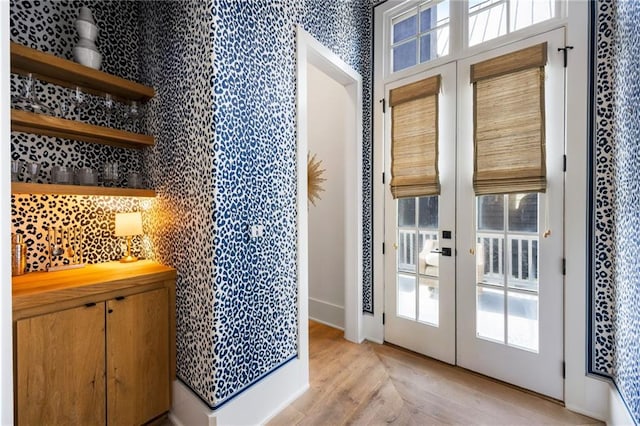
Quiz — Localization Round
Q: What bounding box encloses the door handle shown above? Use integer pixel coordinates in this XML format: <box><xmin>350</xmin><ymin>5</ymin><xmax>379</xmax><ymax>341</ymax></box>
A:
<box><xmin>432</xmin><ymin>247</ymin><xmax>452</xmax><ymax>256</ymax></box>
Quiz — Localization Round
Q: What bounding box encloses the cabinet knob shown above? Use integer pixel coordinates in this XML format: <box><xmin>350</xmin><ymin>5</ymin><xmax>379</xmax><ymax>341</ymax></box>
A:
<box><xmin>108</xmin><ymin>309</ymin><xmax>113</xmax><ymax>314</ymax></box>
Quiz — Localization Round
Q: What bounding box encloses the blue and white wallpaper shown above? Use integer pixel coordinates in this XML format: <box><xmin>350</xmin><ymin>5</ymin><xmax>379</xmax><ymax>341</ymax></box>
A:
<box><xmin>10</xmin><ymin>0</ymin><xmax>375</xmax><ymax>410</ymax></box>
<box><xmin>140</xmin><ymin>0</ymin><xmax>374</xmax><ymax>408</ymax></box>
<box><xmin>209</xmin><ymin>0</ymin><xmax>373</xmax><ymax>406</ymax></box>
<box><xmin>590</xmin><ymin>0</ymin><xmax>640</xmax><ymax>422</ymax></box>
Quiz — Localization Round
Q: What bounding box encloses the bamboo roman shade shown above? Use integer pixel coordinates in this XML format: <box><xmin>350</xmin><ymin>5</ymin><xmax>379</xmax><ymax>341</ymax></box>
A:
<box><xmin>471</xmin><ymin>42</ymin><xmax>548</xmax><ymax>195</ymax></box>
<box><xmin>389</xmin><ymin>75</ymin><xmax>440</xmax><ymax>199</ymax></box>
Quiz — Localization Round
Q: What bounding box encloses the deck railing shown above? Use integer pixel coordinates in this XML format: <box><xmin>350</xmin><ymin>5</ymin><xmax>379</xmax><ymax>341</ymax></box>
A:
<box><xmin>397</xmin><ymin>229</ymin><xmax>539</xmax><ymax>289</ymax></box>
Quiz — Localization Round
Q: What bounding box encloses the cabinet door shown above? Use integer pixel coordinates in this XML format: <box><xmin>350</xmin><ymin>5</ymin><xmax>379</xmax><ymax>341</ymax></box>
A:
<box><xmin>107</xmin><ymin>288</ymin><xmax>170</xmax><ymax>425</ymax></box>
<box><xmin>16</xmin><ymin>303</ymin><xmax>106</xmax><ymax>426</ymax></box>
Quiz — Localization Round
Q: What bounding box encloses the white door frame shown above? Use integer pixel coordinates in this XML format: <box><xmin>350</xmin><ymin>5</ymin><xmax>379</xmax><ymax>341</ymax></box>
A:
<box><xmin>296</xmin><ymin>26</ymin><xmax>364</xmax><ymax>344</ymax></box>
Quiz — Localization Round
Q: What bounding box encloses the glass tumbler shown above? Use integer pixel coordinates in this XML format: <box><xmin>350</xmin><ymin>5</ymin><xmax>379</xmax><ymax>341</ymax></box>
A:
<box><xmin>11</xmin><ymin>160</ymin><xmax>23</xmax><ymax>182</ymax></box>
<box><xmin>103</xmin><ymin>161</ymin><xmax>119</xmax><ymax>187</ymax></box>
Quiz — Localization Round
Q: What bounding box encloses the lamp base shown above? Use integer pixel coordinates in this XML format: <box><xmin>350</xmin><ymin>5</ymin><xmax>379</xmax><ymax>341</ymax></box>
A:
<box><xmin>120</xmin><ymin>255</ymin><xmax>138</xmax><ymax>263</ymax></box>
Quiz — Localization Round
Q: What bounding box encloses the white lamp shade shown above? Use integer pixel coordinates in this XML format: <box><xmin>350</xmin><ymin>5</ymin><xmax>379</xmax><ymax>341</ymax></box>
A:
<box><xmin>115</xmin><ymin>212</ymin><xmax>143</xmax><ymax>237</ymax></box>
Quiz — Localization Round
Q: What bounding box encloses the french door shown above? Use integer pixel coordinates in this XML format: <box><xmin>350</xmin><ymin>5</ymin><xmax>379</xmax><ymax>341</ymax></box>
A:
<box><xmin>383</xmin><ymin>29</ymin><xmax>565</xmax><ymax>399</ymax></box>
<box><xmin>384</xmin><ymin>62</ymin><xmax>457</xmax><ymax>364</ymax></box>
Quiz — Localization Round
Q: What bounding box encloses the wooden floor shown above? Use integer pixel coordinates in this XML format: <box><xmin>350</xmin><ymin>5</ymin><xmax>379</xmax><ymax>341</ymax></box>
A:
<box><xmin>269</xmin><ymin>321</ymin><xmax>602</xmax><ymax>426</ymax></box>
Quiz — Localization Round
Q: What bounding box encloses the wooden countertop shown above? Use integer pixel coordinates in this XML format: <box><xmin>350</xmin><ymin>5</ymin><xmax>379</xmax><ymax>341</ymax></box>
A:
<box><xmin>12</xmin><ymin>260</ymin><xmax>176</xmax><ymax>319</ymax></box>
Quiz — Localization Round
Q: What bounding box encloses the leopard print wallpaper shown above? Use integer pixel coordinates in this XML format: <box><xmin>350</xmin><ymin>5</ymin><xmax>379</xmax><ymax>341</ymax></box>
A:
<box><xmin>10</xmin><ymin>0</ymin><xmax>375</xmax><ymax>410</ymax></box>
<box><xmin>10</xmin><ymin>0</ymin><xmax>146</xmax><ymax>271</ymax></box>
<box><xmin>140</xmin><ymin>0</ymin><xmax>374</xmax><ymax>410</ymax></box>
<box><xmin>590</xmin><ymin>0</ymin><xmax>640</xmax><ymax>422</ymax></box>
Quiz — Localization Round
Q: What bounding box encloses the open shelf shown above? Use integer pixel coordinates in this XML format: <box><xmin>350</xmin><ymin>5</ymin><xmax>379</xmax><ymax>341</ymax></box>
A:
<box><xmin>11</xmin><ymin>109</ymin><xmax>154</xmax><ymax>149</ymax></box>
<box><xmin>12</xmin><ymin>182</ymin><xmax>156</xmax><ymax>198</ymax></box>
<box><xmin>10</xmin><ymin>42</ymin><xmax>155</xmax><ymax>102</ymax></box>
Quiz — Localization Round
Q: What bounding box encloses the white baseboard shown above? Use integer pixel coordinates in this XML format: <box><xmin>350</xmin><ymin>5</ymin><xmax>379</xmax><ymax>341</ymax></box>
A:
<box><xmin>609</xmin><ymin>384</ymin><xmax>635</xmax><ymax>425</ymax></box>
<box><xmin>170</xmin><ymin>357</ymin><xmax>309</xmax><ymax>426</ymax></box>
<box><xmin>309</xmin><ymin>297</ymin><xmax>344</xmax><ymax>330</ymax></box>
<box><xmin>363</xmin><ymin>312</ymin><xmax>383</xmax><ymax>344</ymax></box>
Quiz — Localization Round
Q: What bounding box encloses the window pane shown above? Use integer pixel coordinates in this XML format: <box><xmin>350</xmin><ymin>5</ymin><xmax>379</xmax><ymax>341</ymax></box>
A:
<box><xmin>420</xmin><ymin>33</ymin><xmax>434</xmax><ymax>63</ymax></box>
<box><xmin>478</xmin><ymin>195</ymin><xmax>504</xmax><ymax>231</ymax></box>
<box><xmin>477</xmin><ymin>286</ymin><xmax>504</xmax><ymax>342</ymax></box>
<box><xmin>508</xmin><ymin>193</ymin><xmax>538</xmax><ymax>232</ymax></box>
<box><xmin>469</xmin><ymin>0</ymin><xmax>503</xmax><ymax>14</ymax></box>
<box><xmin>437</xmin><ymin>25</ymin><xmax>450</xmax><ymax>57</ymax></box>
<box><xmin>418</xmin><ymin>196</ymin><xmax>438</xmax><ymax>229</ymax></box>
<box><xmin>511</xmin><ymin>0</ymin><xmax>554</xmax><ymax>32</ymax></box>
<box><xmin>393</xmin><ymin>40</ymin><xmax>417</xmax><ymax>72</ymax></box>
<box><xmin>420</xmin><ymin>7</ymin><xmax>433</xmax><ymax>32</ymax></box>
<box><xmin>469</xmin><ymin>3</ymin><xmax>507</xmax><ymax>46</ymax></box>
<box><xmin>507</xmin><ymin>292</ymin><xmax>538</xmax><ymax>351</ymax></box>
<box><xmin>398</xmin><ymin>198</ymin><xmax>416</xmax><ymax>227</ymax></box>
<box><xmin>398</xmin><ymin>274</ymin><xmax>417</xmax><ymax>319</ymax></box>
<box><xmin>419</xmin><ymin>234</ymin><xmax>439</xmax><ymax>276</ymax></box>
<box><xmin>393</xmin><ymin>14</ymin><xmax>417</xmax><ymax>43</ymax></box>
<box><xmin>418</xmin><ymin>276</ymin><xmax>439</xmax><ymax>326</ymax></box>
<box><xmin>436</xmin><ymin>0</ymin><xmax>450</xmax><ymax>25</ymax></box>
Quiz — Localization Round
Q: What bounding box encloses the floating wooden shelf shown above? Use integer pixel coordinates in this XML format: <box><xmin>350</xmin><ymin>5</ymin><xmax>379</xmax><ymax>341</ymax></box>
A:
<box><xmin>10</xmin><ymin>42</ymin><xmax>155</xmax><ymax>102</ymax></box>
<box><xmin>11</xmin><ymin>110</ymin><xmax>154</xmax><ymax>149</ymax></box>
<box><xmin>12</xmin><ymin>182</ymin><xmax>156</xmax><ymax>198</ymax></box>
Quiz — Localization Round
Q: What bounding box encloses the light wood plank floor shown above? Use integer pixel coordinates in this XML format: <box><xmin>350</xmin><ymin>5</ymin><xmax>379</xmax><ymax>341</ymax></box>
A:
<box><xmin>269</xmin><ymin>321</ymin><xmax>603</xmax><ymax>426</ymax></box>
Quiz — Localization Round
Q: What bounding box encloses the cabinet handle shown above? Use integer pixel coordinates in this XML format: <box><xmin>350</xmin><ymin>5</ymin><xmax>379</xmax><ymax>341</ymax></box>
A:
<box><xmin>85</xmin><ymin>302</ymin><xmax>96</xmax><ymax>308</ymax></box>
<box><xmin>108</xmin><ymin>309</ymin><xmax>113</xmax><ymax>314</ymax></box>
<box><xmin>115</xmin><ymin>296</ymin><xmax>126</xmax><ymax>301</ymax></box>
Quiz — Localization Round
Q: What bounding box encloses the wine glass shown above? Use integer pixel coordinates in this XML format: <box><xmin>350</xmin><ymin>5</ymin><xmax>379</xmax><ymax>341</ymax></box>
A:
<box><xmin>12</xmin><ymin>73</ymin><xmax>54</xmax><ymax>115</ymax></box>
<box><xmin>98</xmin><ymin>94</ymin><xmax>116</xmax><ymax>126</ymax></box>
<box><xmin>123</xmin><ymin>101</ymin><xmax>144</xmax><ymax>131</ymax></box>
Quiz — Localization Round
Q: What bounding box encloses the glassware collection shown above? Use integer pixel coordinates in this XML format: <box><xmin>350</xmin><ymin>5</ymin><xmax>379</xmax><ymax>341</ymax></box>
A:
<box><xmin>10</xmin><ymin>73</ymin><xmax>146</xmax><ymax>189</ymax></box>
<box><xmin>11</xmin><ymin>73</ymin><xmax>145</xmax><ymax>126</ymax></box>
<box><xmin>11</xmin><ymin>160</ymin><xmax>143</xmax><ymax>188</ymax></box>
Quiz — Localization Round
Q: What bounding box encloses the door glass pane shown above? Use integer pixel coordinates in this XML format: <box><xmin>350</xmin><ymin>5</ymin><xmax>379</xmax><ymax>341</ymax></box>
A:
<box><xmin>478</xmin><ymin>195</ymin><xmax>504</xmax><ymax>231</ymax></box>
<box><xmin>419</xmin><ymin>276</ymin><xmax>439</xmax><ymax>325</ymax></box>
<box><xmin>476</xmin><ymin>193</ymin><xmax>540</xmax><ymax>349</ymax></box>
<box><xmin>398</xmin><ymin>230</ymin><xmax>416</xmax><ymax>272</ymax></box>
<box><xmin>508</xmin><ymin>193</ymin><xmax>537</xmax><ymax>232</ymax></box>
<box><xmin>398</xmin><ymin>198</ymin><xmax>416</xmax><ymax>227</ymax></box>
<box><xmin>418</xmin><ymin>196</ymin><xmax>438</xmax><ymax>228</ymax></box>
<box><xmin>398</xmin><ymin>274</ymin><xmax>417</xmax><ymax>319</ymax></box>
<box><xmin>477</xmin><ymin>286</ymin><xmax>504</xmax><ymax>342</ymax></box>
<box><xmin>397</xmin><ymin>196</ymin><xmax>439</xmax><ymax>326</ymax></box>
<box><xmin>507</xmin><ymin>292</ymin><xmax>538</xmax><ymax>351</ymax></box>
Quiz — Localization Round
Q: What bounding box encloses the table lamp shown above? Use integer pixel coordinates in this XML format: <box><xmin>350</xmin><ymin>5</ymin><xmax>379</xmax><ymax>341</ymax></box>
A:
<box><xmin>115</xmin><ymin>212</ymin><xmax>143</xmax><ymax>263</ymax></box>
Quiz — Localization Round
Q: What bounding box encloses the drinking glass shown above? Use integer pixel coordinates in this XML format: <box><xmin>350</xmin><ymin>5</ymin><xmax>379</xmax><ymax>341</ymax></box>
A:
<box><xmin>103</xmin><ymin>161</ymin><xmax>119</xmax><ymax>187</ymax></box>
<box><xmin>11</xmin><ymin>160</ymin><xmax>23</xmax><ymax>182</ymax></box>
<box><xmin>24</xmin><ymin>162</ymin><xmax>40</xmax><ymax>183</ymax></box>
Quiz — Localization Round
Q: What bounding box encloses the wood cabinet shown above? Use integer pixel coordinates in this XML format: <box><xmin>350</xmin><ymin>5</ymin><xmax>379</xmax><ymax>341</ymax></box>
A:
<box><xmin>16</xmin><ymin>303</ymin><xmax>106</xmax><ymax>426</ymax></box>
<box><xmin>107</xmin><ymin>289</ymin><xmax>170</xmax><ymax>425</ymax></box>
<box><xmin>13</xmin><ymin>261</ymin><xmax>176</xmax><ymax>426</ymax></box>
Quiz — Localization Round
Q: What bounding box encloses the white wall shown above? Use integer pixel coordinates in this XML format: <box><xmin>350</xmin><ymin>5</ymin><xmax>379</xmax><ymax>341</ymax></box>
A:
<box><xmin>307</xmin><ymin>63</ymin><xmax>349</xmax><ymax>330</ymax></box>
<box><xmin>1</xmin><ymin>2</ymin><xmax>14</xmax><ymax>425</ymax></box>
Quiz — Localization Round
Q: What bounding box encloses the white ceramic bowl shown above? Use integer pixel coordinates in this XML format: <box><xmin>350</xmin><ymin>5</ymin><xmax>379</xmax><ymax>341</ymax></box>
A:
<box><xmin>73</xmin><ymin>46</ymin><xmax>102</xmax><ymax>70</ymax></box>
<box><xmin>75</xmin><ymin>19</ymin><xmax>98</xmax><ymax>41</ymax></box>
